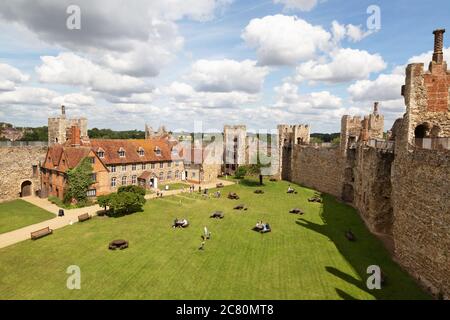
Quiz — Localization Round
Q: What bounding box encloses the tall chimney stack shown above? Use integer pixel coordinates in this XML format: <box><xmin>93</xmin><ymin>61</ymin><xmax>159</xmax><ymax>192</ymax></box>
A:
<box><xmin>432</xmin><ymin>29</ymin><xmax>445</xmax><ymax>64</ymax></box>
<box><xmin>61</xmin><ymin>105</ymin><xmax>66</xmax><ymax>118</ymax></box>
<box><xmin>373</xmin><ymin>102</ymin><xmax>379</xmax><ymax>115</ymax></box>
<box><xmin>70</xmin><ymin>126</ymin><xmax>81</xmax><ymax>147</ymax></box>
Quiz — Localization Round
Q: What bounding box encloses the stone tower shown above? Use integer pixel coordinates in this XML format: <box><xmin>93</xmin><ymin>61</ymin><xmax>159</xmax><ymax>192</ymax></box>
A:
<box><xmin>277</xmin><ymin>124</ymin><xmax>310</xmax><ymax>179</ymax></box>
<box><xmin>399</xmin><ymin>28</ymin><xmax>450</xmax><ymax>151</ymax></box>
<box><xmin>223</xmin><ymin>125</ymin><xmax>246</xmax><ymax>174</ymax></box>
<box><xmin>48</xmin><ymin>105</ymin><xmax>88</xmax><ymax>145</ymax></box>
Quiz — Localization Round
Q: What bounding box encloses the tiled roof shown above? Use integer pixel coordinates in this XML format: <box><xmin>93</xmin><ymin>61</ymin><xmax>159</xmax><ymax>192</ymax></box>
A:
<box><xmin>85</xmin><ymin>138</ymin><xmax>183</xmax><ymax>165</ymax></box>
<box><xmin>43</xmin><ymin>145</ymin><xmax>91</xmax><ymax>170</ymax></box>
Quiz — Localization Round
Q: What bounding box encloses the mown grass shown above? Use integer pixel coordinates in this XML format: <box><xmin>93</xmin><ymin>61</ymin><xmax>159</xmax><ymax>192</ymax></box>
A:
<box><xmin>0</xmin><ymin>199</ymin><xmax>55</xmax><ymax>234</ymax></box>
<box><xmin>0</xmin><ymin>179</ymin><xmax>429</xmax><ymax>299</ymax></box>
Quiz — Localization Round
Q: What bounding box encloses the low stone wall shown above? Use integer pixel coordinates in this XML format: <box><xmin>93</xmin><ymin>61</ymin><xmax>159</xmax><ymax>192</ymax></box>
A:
<box><xmin>391</xmin><ymin>148</ymin><xmax>450</xmax><ymax>298</ymax></box>
<box><xmin>0</xmin><ymin>146</ymin><xmax>47</xmax><ymax>202</ymax></box>
<box><xmin>290</xmin><ymin>145</ymin><xmax>342</xmax><ymax>197</ymax></box>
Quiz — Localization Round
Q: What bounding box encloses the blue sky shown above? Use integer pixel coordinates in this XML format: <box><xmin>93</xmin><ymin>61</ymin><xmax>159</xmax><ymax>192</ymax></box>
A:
<box><xmin>0</xmin><ymin>0</ymin><xmax>449</xmax><ymax>133</ymax></box>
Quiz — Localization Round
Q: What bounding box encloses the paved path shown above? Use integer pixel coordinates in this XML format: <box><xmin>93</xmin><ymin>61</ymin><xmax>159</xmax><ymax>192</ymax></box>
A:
<box><xmin>0</xmin><ymin>179</ymin><xmax>234</xmax><ymax>249</ymax></box>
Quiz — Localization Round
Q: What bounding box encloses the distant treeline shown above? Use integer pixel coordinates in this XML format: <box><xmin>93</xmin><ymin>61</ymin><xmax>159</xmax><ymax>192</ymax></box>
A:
<box><xmin>88</xmin><ymin>128</ymin><xmax>145</xmax><ymax>139</ymax></box>
<box><xmin>310</xmin><ymin>133</ymin><xmax>340</xmax><ymax>143</ymax></box>
<box><xmin>19</xmin><ymin>126</ymin><xmax>48</xmax><ymax>141</ymax></box>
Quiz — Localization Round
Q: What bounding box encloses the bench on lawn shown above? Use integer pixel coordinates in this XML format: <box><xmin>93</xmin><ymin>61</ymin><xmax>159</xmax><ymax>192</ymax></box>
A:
<box><xmin>30</xmin><ymin>227</ymin><xmax>53</xmax><ymax>240</ymax></box>
<box><xmin>78</xmin><ymin>213</ymin><xmax>91</xmax><ymax>222</ymax></box>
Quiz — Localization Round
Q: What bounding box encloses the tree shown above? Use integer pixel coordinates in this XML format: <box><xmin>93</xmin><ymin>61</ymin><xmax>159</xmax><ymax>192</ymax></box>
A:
<box><xmin>235</xmin><ymin>166</ymin><xmax>247</xmax><ymax>179</ymax></box>
<box><xmin>97</xmin><ymin>194</ymin><xmax>111</xmax><ymax>212</ymax></box>
<box><xmin>118</xmin><ymin>185</ymin><xmax>146</xmax><ymax>196</ymax></box>
<box><xmin>64</xmin><ymin>157</ymin><xmax>93</xmax><ymax>205</ymax></box>
<box><xmin>108</xmin><ymin>192</ymin><xmax>146</xmax><ymax>216</ymax></box>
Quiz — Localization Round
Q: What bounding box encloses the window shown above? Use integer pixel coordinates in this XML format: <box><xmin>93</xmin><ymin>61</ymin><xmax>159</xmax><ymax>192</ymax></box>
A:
<box><xmin>167</xmin><ymin>171</ymin><xmax>172</xmax><ymax>179</ymax></box>
<box><xmin>131</xmin><ymin>164</ymin><xmax>137</xmax><ymax>171</ymax></box>
<box><xmin>111</xmin><ymin>165</ymin><xmax>116</xmax><ymax>173</ymax></box>
<box><xmin>159</xmin><ymin>162</ymin><xmax>164</xmax><ymax>169</ymax></box>
<box><xmin>159</xmin><ymin>172</ymin><xmax>164</xmax><ymax>181</ymax></box>
<box><xmin>97</xmin><ymin>151</ymin><xmax>105</xmax><ymax>158</ymax></box>
<box><xmin>91</xmin><ymin>173</ymin><xmax>97</xmax><ymax>182</ymax></box>
<box><xmin>151</xmin><ymin>163</ymin><xmax>155</xmax><ymax>169</ymax></box>
<box><xmin>32</xmin><ymin>165</ymin><xmax>38</xmax><ymax>178</ymax></box>
<box><xmin>192</xmin><ymin>172</ymin><xmax>196</xmax><ymax>178</ymax></box>
<box><xmin>89</xmin><ymin>157</ymin><xmax>95</xmax><ymax>164</ymax></box>
<box><xmin>122</xmin><ymin>176</ymin><xmax>127</xmax><ymax>185</ymax></box>
<box><xmin>168</xmin><ymin>162</ymin><xmax>172</xmax><ymax>168</ymax></box>
<box><xmin>87</xmin><ymin>189</ymin><xmax>96</xmax><ymax>197</ymax></box>
<box><xmin>175</xmin><ymin>161</ymin><xmax>179</xmax><ymax>167</ymax></box>
<box><xmin>111</xmin><ymin>177</ymin><xmax>116</xmax><ymax>187</ymax></box>
<box><xmin>175</xmin><ymin>171</ymin><xmax>179</xmax><ymax>179</ymax></box>
<box><xmin>122</xmin><ymin>165</ymin><xmax>127</xmax><ymax>171</ymax></box>
<box><xmin>132</xmin><ymin>175</ymin><xmax>137</xmax><ymax>185</ymax></box>
<box><xmin>138</xmin><ymin>148</ymin><xmax>144</xmax><ymax>156</ymax></box>
<box><xmin>118</xmin><ymin>148</ymin><xmax>125</xmax><ymax>157</ymax></box>
<box><xmin>141</xmin><ymin>163</ymin><xmax>146</xmax><ymax>170</ymax></box>
<box><xmin>155</xmin><ymin>147</ymin><xmax>161</xmax><ymax>156</ymax></box>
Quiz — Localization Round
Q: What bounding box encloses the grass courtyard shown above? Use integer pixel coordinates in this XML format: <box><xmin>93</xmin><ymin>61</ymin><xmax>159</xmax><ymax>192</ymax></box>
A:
<box><xmin>0</xmin><ymin>200</ymin><xmax>55</xmax><ymax>234</ymax></box>
<box><xmin>0</xmin><ymin>179</ymin><xmax>429</xmax><ymax>299</ymax></box>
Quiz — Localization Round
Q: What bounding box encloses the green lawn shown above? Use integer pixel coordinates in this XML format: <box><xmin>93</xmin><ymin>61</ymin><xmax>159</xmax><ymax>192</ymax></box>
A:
<box><xmin>0</xmin><ymin>179</ymin><xmax>429</xmax><ymax>299</ymax></box>
<box><xmin>0</xmin><ymin>200</ymin><xmax>55</xmax><ymax>234</ymax></box>
<box><xmin>161</xmin><ymin>182</ymin><xmax>189</xmax><ymax>191</ymax></box>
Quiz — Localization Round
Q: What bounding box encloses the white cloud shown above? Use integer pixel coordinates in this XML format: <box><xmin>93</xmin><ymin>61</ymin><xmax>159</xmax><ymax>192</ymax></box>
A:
<box><xmin>0</xmin><ymin>0</ymin><xmax>231</xmax><ymax>77</ymax></box>
<box><xmin>348</xmin><ymin>73</ymin><xmax>404</xmax><ymax>102</ymax></box>
<box><xmin>36</xmin><ymin>52</ymin><xmax>149</xmax><ymax>95</ymax></box>
<box><xmin>0</xmin><ymin>63</ymin><xmax>29</xmax><ymax>91</ymax></box>
<box><xmin>242</xmin><ymin>15</ymin><xmax>331</xmax><ymax>66</ymax></box>
<box><xmin>0</xmin><ymin>86</ymin><xmax>57</xmax><ymax>105</ymax></box>
<box><xmin>275</xmin><ymin>81</ymin><xmax>342</xmax><ymax>111</ymax></box>
<box><xmin>295</xmin><ymin>48</ymin><xmax>386</xmax><ymax>83</ymax></box>
<box><xmin>408</xmin><ymin>47</ymin><xmax>450</xmax><ymax>65</ymax></box>
<box><xmin>52</xmin><ymin>93</ymin><xmax>96</xmax><ymax>107</ymax></box>
<box><xmin>273</xmin><ymin>0</ymin><xmax>318</xmax><ymax>12</ymax></box>
<box><xmin>165</xmin><ymin>81</ymin><xmax>259</xmax><ymax>109</ymax></box>
<box><xmin>188</xmin><ymin>59</ymin><xmax>269</xmax><ymax>93</ymax></box>
<box><xmin>331</xmin><ymin>21</ymin><xmax>372</xmax><ymax>43</ymax></box>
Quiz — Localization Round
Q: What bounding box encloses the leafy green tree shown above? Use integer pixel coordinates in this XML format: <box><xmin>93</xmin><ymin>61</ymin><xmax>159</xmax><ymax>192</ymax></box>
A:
<box><xmin>108</xmin><ymin>192</ymin><xmax>145</xmax><ymax>216</ymax></box>
<box><xmin>118</xmin><ymin>185</ymin><xmax>146</xmax><ymax>196</ymax></box>
<box><xmin>331</xmin><ymin>137</ymin><xmax>341</xmax><ymax>146</ymax></box>
<box><xmin>97</xmin><ymin>194</ymin><xmax>112</xmax><ymax>212</ymax></box>
<box><xmin>64</xmin><ymin>157</ymin><xmax>93</xmax><ymax>205</ymax></box>
<box><xmin>235</xmin><ymin>166</ymin><xmax>247</xmax><ymax>179</ymax></box>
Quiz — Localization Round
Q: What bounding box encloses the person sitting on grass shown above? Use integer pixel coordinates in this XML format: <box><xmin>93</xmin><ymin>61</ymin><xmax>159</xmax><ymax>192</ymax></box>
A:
<box><xmin>172</xmin><ymin>218</ymin><xmax>179</xmax><ymax>228</ymax></box>
<box><xmin>262</xmin><ymin>223</ymin><xmax>271</xmax><ymax>233</ymax></box>
<box><xmin>181</xmin><ymin>219</ymin><xmax>189</xmax><ymax>228</ymax></box>
<box><xmin>287</xmin><ymin>185</ymin><xmax>295</xmax><ymax>193</ymax></box>
<box><xmin>198</xmin><ymin>240</ymin><xmax>206</xmax><ymax>250</ymax></box>
<box><xmin>255</xmin><ymin>221</ymin><xmax>264</xmax><ymax>230</ymax></box>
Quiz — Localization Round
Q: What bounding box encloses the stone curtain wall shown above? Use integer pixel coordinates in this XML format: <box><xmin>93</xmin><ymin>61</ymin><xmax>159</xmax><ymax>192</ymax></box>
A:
<box><xmin>0</xmin><ymin>146</ymin><xmax>47</xmax><ymax>202</ymax></box>
<box><xmin>289</xmin><ymin>145</ymin><xmax>342</xmax><ymax>198</ymax></box>
<box><xmin>392</xmin><ymin>149</ymin><xmax>450</xmax><ymax>298</ymax></box>
<box><xmin>353</xmin><ymin>146</ymin><xmax>394</xmax><ymax>235</ymax></box>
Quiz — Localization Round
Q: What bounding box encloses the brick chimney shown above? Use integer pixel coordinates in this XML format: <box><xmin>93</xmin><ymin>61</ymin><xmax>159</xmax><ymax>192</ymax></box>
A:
<box><xmin>70</xmin><ymin>126</ymin><xmax>81</xmax><ymax>147</ymax></box>
<box><xmin>61</xmin><ymin>105</ymin><xmax>66</xmax><ymax>118</ymax></box>
<box><xmin>432</xmin><ymin>29</ymin><xmax>445</xmax><ymax>64</ymax></box>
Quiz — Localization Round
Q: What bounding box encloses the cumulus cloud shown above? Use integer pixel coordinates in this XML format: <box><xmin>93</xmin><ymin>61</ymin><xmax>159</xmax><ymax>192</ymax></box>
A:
<box><xmin>331</xmin><ymin>21</ymin><xmax>372</xmax><ymax>43</ymax></box>
<box><xmin>188</xmin><ymin>59</ymin><xmax>269</xmax><ymax>93</ymax></box>
<box><xmin>348</xmin><ymin>73</ymin><xmax>404</xmax><ymax>102</ymax></box>
<box><xmin>165</xmin><ymin>81</ymin><xmax>260</xmax><ymax>109</ymax></box>
<box><xmin>0</xmin><ymin>63</ymin><xmax>29</xmax><ymax>91</ymax></box>
<box><xmin>274</xmin><ymin>81</ymin><xmax>342</xmax><ymax>111</ymax></box>
<box><xmin>0</xmin><ymin>0</ymin><xmax>230</xmax><ymax>77</ymax></box>
<box><xmin>36</xmin><ymin>52</ymin><xmax>150</xmax><ymax>95</ymax></box>
<box><xmin>52</xmin><ymin>93</ymin><xmax>96</xmax><ymax>107</ymax></box>
<box><xmin>0</xmin><ymin>86</ymin><xmax>57</xmax><ymax>105</ymax></box>
<box><xmin>295</xmin><ymin>48</ymin><xmax>386</xmax><ymax>83</ymax></box>
<box><xmin>407</xmin><ymin>47</ymin><xmax>450</xmax><ymax>65</ymax></box>
<box><xmin>242</xmin><ymin>15</ymin><xmax>331</xmax><ymax>66</ymax></box>
<box><xmin>273</xmin><ymin>0</ymin><xmax>318</xmax><ymax>12</ymax></box>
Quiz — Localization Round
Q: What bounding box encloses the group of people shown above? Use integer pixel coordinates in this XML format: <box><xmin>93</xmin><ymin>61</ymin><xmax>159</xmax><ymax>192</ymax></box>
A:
<box><xmin>172</xmin><ymin>218</ymin><xmax>189</xmax><ymax>228</ymax></box>
<box><xmin>255</xmin><ymin>221</ymin><xmax>271</xmax><ymax>233</ymax></box>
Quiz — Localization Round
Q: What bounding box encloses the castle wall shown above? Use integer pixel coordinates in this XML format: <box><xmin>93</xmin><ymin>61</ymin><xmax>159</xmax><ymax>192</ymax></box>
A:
<box><xmin>0</xmin><ymin>146</ymin><xmax>47</xmax><ymax>202</ymax></box>
<box><xmin>289</xmin><ymin>145</ymin><xmax>342</xmax><ymax>198</ymax></box>
<box><xmin>353</xmin><ymin>146</ymin><xmax>394</xmax><ymax>235</ymax></box>
<box><xmin>391</xmin><ymin>149</ymin><xmax>450</xmax><ymax>298</ymax></box>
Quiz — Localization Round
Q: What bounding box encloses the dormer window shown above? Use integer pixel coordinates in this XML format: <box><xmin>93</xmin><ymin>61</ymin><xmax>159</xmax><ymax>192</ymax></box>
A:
<box><xmin>171</xmin><ymin>146</ymin><xmax>178</xmax><ymax>155</ymax></box>
<box><xmin>118</xmin><ymin>147</ymin><xmax>125</xmax><ymax>158</ymax></box>
<box><xmin>97</xmin><ymin>148</ymin><xmax>105</xmax><ymax>159</ymax></box>
<box><xmin>138</xmin><ymin>147</ymin><xmax>145</xmax><ymax>156</ymax></box>
<box><xmin>154</xmin><ymin>147</ymin><xmax>161</xmax><ymax>156</ymax></box>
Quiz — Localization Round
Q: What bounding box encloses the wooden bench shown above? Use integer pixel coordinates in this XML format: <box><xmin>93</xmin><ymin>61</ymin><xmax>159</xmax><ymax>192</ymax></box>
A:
<box><xmin>78</xmin><ymin>213</ymin><xmax>91</xmax><ymax>222</ymax></box>
<box><xmin>30</xmin><ymin>227</ymin><xmax>53</xmax><ymax>240</ymax></box>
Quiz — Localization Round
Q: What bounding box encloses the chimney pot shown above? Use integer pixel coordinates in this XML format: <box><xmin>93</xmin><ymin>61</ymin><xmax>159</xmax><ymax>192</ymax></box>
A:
<box><xmin>432</xmin><ymin>29</ymin><xmax>445</xmax><ymax>64</ymax></box>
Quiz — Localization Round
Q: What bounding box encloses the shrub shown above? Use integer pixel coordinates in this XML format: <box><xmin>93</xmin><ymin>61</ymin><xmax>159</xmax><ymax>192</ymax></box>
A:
<box><xmin>107</xmin><ymin>191</ymin><xmax>146</xmax><ymax>217</ymax></box>
<box><xmin>234</xmin><ymin>166</ymin><xmax>247</xmax><ymax>179</ymax></box>
<box><xmin>64</xmin><ymin>157</ymin><xmax>94</xmax><ymax>204</ymax></box>
<box><xmin>118</xmin><ymin>185</ymin><xmax>146</xmax><ymax>196</ymax></box>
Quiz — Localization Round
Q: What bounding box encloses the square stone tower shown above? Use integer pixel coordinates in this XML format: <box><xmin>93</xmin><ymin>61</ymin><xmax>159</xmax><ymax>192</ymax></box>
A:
<box><xmin>48</xmin><ymin>105</ymin><xmax>88</xmax><ymax>145</ymax></box>
<box><xmin>223</xmin><ymin>125</ymin><xmax>246</xmax><ymax>174</ymax></box>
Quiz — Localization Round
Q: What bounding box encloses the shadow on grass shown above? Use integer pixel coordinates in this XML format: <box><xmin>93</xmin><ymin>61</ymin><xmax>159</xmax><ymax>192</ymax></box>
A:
<box><xmin>295</xmin><ymin>193</ymin><xmax>430</xmax><ymax>300</ymax></box>
<box><xmin>238</xmin><ymin>179</ymin><xmax>264</xmax><ymax>187</ymax></box>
